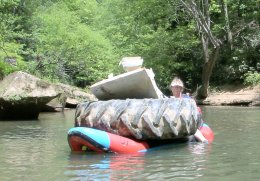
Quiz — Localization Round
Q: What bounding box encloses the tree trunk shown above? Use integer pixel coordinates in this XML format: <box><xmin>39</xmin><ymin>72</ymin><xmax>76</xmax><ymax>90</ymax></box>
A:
<box><xmin>198</xmin><ymin>46</ymin><xmax>220</xmax><ymax>99</ymax></box>
<box><xmin>180</xmin><ymin>0</ymin><xmax>222</xmax><ymax>99</ymax></box>
<box><xmin>221</xmin><ymin>0</ymin><xmax>233</xmax><ymax>50</ymax></box>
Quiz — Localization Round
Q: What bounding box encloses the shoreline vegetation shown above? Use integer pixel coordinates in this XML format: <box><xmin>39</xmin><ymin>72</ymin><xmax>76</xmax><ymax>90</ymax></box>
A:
<box><xmin>1</xmin><ymin>1</ymin><xmax>259</xmax><ymax>98</ymax></box>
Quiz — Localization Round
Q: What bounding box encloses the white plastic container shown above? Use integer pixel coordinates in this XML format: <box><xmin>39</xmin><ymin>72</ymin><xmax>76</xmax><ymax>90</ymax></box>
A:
<box><xmin>119</xmin><ymin>57</ymin><xmax>143</xmax><ymax>72</ymax></box>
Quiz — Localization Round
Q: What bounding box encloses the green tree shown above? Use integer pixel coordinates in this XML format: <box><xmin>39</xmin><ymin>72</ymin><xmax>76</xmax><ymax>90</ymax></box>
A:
<box><xmin>96</xmin><ymin>0</ymin><xmax>202</xmax><ymax>94</ymax></box>
<box><xmin>1</xmin><ymin>0</ymin><xmax>258</xmax><ymax>90</ymax></box>
<box><xmin>0</xmin><ymin>0</ymin><xmax>27</xmax><ymax>78</ymax></box>
<box><xmin>180</xmin><ymin>0</ymin><xmax>259</xmax><ymax>98</ymax></box>
<box><xmin>28</xmin><ymin>1</ymin><xmax>119</xmax><ymax>86</ymax></box>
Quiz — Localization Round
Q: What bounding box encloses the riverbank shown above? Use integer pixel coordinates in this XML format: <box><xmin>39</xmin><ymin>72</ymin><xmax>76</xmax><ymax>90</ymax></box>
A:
<box><xmin>198</xmin><ymin>84</ymin><xmax>260</xmax><ymax>106</ymax></box>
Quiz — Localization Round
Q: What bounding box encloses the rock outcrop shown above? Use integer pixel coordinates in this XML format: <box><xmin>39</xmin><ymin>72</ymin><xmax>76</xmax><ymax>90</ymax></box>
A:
<box><xmin>0</xmin><ymin>71</ymin><xmax>97</xmax><ymax>119</ymax></box>
<box><xmin>0</xmin><ymin>71</ymin><xmax>60</xmax><ymax>119</ymax></box>
<box><xmin>43</xmin><ymin>83</ymin><xmax>97</xmax><ymax>112</ymax></box>
<box><xmin>54</xmin><ymin>83</ymin><xmax>97</xmax><ymax>108</ymax></box>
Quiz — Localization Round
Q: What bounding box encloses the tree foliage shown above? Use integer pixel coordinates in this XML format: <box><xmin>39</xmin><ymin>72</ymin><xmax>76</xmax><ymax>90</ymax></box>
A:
<box><xmin>27</xmin><ymin>1</ymin><xmax>119</xmax><ymax>86</ymax></box>
<box><xmin>0</xmin><ymin>0</ymin><xmax>27</xmax><ymax>78</ymax></box>
<box><xmin>96</xmin><ymin>0</ymin><xmax>203</xmax><ymax>93</ymax></box>
<box><xmin>0</xmin><ymin>0</ymin><xmax>259</xmax><ymax>94</ymax></box>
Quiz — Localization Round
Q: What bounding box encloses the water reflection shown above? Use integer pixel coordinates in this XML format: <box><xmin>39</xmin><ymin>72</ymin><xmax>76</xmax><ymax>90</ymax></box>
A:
<box><xmin>188</xmin><ymin>142</ymin><xmax>212</xmax><ymax>155</ymax></box>
<box><xmin>65</xmin><ymin>142</ymin><xmax>214</xmax><ymax>180</ymax></box>
<box><xmin>142</xmin><ymin>143</ymin><xmax>213</xmax><ymax>180</ymax></box>
<box><xmin>66</xmin><ymin>152</ymin><xmax>146</xmax><ymax>180</ymax></box>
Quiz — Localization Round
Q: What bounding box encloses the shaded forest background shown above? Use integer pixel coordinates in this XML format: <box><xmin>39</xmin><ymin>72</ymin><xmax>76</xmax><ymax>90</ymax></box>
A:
<box><xmin>0</xmin><ymin>0</ymin><xmax>259</xmax><ymax>97</ymax></box>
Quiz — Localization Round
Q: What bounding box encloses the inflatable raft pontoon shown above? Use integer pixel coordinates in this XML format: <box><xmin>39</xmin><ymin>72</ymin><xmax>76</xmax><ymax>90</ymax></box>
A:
<box><xmin>67</xmin><ymin>123</ymin><xmax>214</xmax><ymax>154</ymax></box>
<box><xmin>68</xmin><ymin>127</ymin><xmax>149</xmax><ymax>153</ymax></box>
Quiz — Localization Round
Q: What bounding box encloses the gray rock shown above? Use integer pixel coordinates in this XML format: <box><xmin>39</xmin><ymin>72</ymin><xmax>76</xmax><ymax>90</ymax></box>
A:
<box><xmin>54</xmin><ymin>83</ymin><xmax>97</xmax><ymax>108</ymax></box>
<box><xmin>0</xmin><ymin>71</ymin><xmax>60</xmax><ymax>119</ymax></box>
<box><xmin>0</xmin><ymin>71</ymin><xmax>97</xmax><ymax>119</ymax></box>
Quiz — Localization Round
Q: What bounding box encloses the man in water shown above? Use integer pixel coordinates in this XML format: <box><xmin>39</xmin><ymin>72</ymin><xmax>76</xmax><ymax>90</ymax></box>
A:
<box><xmin>170</xmin><ymin>77</ymin><xmax>208</xmax><ymax>143</ymax></box>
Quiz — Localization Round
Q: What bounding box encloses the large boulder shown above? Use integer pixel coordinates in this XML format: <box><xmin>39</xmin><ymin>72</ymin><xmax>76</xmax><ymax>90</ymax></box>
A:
<box><xmin>0</xmin><ymin>71</ymin><xmax>98</xmax><ymax>119</ymax></box>
<box><xmin>43</xmin><ymin>83</ymin><xmax>97</xmax><ymax>112</ymax></box>
<box><xmin>54</xmin><ymin>83</ymin><xmax>97</xmax><ymax>108</ymax></box>
<box><xmin>75</xmin><ymin>98</ymin><xmax>201</xmax><ymax>140</ymax></box>
<box><xmin>0</xmin><ymin>71</ymin><xmax>60</xmax><ymax>119</ymax></box>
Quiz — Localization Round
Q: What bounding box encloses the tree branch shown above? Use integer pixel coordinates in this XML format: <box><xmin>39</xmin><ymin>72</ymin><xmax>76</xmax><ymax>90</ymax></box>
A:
<box><xmin>233</xmin><ymin>20</ymin><xmax>257</xmax><ymax>38</ymax></box>
<box><xmin>180</xmin><ymin>0</ymin><xmax>221</xmax><ymax>48</ymax></box>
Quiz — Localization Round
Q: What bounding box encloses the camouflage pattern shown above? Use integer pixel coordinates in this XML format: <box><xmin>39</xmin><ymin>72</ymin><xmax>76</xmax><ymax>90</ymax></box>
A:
<box><xmin>75</xmin><ymin>98</ymin><xmax>202</xmax><ymax>140</ymax></box>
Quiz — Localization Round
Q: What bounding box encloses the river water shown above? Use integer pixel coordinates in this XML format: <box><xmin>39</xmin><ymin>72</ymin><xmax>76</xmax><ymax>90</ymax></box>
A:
<box><xmin>0</xmin><ymin>106</ymin><xmax>259</xmax><ymax>181</ymax></box>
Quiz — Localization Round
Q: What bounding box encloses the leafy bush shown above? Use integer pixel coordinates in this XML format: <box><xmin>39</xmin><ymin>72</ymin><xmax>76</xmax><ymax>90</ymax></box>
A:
<box><xmin>29</xmin><ymin>2</ymin><xmax>119</xmax><ymax>87</ymax></box>
<box><xmin>0</xmin><ymin>59</ymin><xmax>27</xmax><ymax>80</ymax></box>
<box><xmin>0</xmin><ymin>61</ymin><xmax>16</xmax><ymax>79</ymax></box>
<box><xmin>244</xmin><ymin>72</ymin><xmax>260</xmax><ymax>86</ymax></box>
